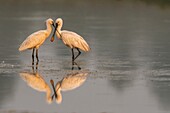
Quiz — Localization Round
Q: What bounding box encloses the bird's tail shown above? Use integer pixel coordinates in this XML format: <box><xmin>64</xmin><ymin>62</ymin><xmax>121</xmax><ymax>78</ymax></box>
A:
<box><xmin>19</xmin><ymin>46</ymin><xmax>24</xmax><ymax>51</ymax></box>
<box><xmin>81</xmin><ymin>41</ymin><xmax>91</xmax><ymax>52</ymax></box>
<box><xmin>18</xmin><ymin>44</ymin><xmax>27</xmax><ymax>51</ymax></box>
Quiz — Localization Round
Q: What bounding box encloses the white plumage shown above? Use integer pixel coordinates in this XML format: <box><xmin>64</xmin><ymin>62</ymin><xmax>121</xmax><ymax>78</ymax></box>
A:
<box><xmin>19</xmin><ymin>18</ymin><xmax>54</xmax><ymax>65</ymax></box>
<box><xmin>51</xmin><ymin>18</ymin><xmax>90</xmax><ymax>69</ymax></box>
<box><xmin>60</xmin><ymin>30</ymin><xmax>90</xmax><ymax>51</ymax></box>
<box><xmin>19</xmin><ymin>31</ymin><xmax>47</xmax><ymax>51</ymax></box>
<box><xmin>50</xmin><ymin>72</ymin><xmax>88</xmax><ymax>104</ymax></box>
<box><xmin>20</xmin><ymin>71</ymin><xmax>52</xmax><ymax>104</ymax></box>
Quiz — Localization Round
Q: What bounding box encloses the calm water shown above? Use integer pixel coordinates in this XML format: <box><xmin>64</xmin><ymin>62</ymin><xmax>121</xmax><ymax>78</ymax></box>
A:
<box><xmin>0</xmin><ymin>0</ymin><xmax>170</xmax><ymax>113</ymax></box>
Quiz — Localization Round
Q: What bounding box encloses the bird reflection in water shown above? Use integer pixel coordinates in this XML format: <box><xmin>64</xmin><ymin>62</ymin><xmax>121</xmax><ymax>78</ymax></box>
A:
<box><xmin>19</xmin><ymin>68</ymin><xmax>53</xmax><ymax>104</ymax></box>
<box><xmin>50</xmin><ymin>71</ymin><xmax>89</xmax><ymax>104</ymax></box>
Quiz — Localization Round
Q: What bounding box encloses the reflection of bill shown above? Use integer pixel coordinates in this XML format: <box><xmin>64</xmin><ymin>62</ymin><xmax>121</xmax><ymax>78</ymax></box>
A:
<box><xmin>50</xmin><ymin>72</ymin><xmax>89</xmax><ymax>104</ymax></box>
<box><xmin>19</xmin><ymin>71</ymin><xmax>52</xmax><ymax>104</ymax></box>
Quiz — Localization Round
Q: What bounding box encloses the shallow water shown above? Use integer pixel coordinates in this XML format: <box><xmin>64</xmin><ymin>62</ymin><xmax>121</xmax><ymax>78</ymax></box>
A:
<box><xmin>0</xmin><ymin>0</ymin><xmax>170</xmax><ymax>113</ymax></box>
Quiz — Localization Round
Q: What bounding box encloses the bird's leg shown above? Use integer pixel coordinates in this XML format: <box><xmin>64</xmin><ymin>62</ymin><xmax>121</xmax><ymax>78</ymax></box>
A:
<box><xmin>32</xmin><ymin>48</ymin><xmax>35</xmax><ymax>66</ymax></box>
<box><xmin>71</xmin><ymin>49</ymin><xmax>75</xmax><ymax>70</ymax></box>
<box><xmin>36</xmin><ymin>49</ymin><xmax>39</xmax><ymax>67</ymax></box>
<box><xmin>32</xmin><ymin>65</ymin><xmax>35</xmax><ymax>73</ymax></box>
<box><xmin>74</xmin><ymin>48</ymin><xmax>81</xmax><ymax>61</ymax></box>
<box><xmin>36</xmin><ymin>65</ymin><xmax>38</xmax><ymax>70</ymax></box>
<box><xmin>71</xmin><ymin>49</ymin><xmax>75</xmax><ymax>65</ymax></box>
<box><xmin>71</xmin><ymin>48</ymin><xmax>81</xmax><ymax>70</ymax></box>
<box><xmin>72</xmin><ymin>66</ymin><xmax>74</xmax><ymax>70</ymax></box>
<box><xmin>73</xmin><ymin>61</ymin><xmax>81</xmax><ymax>70</ymax></box>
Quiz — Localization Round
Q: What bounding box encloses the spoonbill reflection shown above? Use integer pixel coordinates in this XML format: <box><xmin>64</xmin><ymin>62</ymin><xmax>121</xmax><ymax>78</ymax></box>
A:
<box><xmin>19</xmin><ymin>70</ymin><xmax>53</xmax><ymax>104</ymax></box>
<box><xmin>51</xmin><ymin>18</ymin><xmax>90</xmax><ymax>70</ymax></box>
<box><xmin>19</xmin><ymin>18</ymin><xmax>55</xmax><ymax>66</ymax></box>
<box><xmin>50</xmin><ymin>72</ymin><xmax>89</xmax><ymax>104</ymax></box>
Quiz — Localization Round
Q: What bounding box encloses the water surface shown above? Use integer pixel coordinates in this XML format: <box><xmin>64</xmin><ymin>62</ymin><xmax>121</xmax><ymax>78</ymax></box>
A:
<box><xmin>0</xmin><ymin>0</ymin><xmax>170</xmax><ymax>113</ymax></box>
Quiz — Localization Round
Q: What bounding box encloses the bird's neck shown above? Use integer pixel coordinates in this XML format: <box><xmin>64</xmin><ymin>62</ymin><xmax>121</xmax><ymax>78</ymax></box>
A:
<box><xmin>56</xmin><ymin>87</ymin><xmax>62</xmax><ymax>104</ymax></box>
<box><xmin>56</xmin><ymin>25</ymin><xmax>62</xmax><ymax>39</ymax></box>
<box><xmin>46</xmin><ymin>23</ymin><xmax>53</xmax><ymax>37</ymax></box>
<box><xmin>46</xmin><ymin>86</ymin><xmax>52</xmax><ymax>104</ymax></box>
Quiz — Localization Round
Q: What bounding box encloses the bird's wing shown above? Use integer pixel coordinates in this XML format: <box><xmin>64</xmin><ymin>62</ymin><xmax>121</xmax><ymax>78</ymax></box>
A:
<box><xmin>61</xmin><ymin>72</ymin><xmax>88</xmax><ymax>91</ymax></box>
<box><xmin>19</xmin><ymin>30</ymin><xmax>47</xmax><ymax>51</ymax></box>
<box><xmin>20</xmin><ymin>72</ymin><xmax>47</xmax><ymax>92</ymax></box>
<box><xmin>61</xmin><ymin>30</ymin><xmax>90</xmax><ymax>52</ymax></box>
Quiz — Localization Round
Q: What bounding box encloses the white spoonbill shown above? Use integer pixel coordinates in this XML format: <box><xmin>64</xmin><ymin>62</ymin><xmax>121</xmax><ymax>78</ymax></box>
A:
<box><xmin>20</xmin><ymin>71</ymin><xmax>53</xmax><ymax>104</ymax></box>
<box><xmin>50</xmin><ymin>72</ymin><xmax>88</xmax><ymax>104</ymax></box>
<box><xmin>51</xmin><ymin>18</ymin><xmax>90</xmax><ymax>70</ymax></box>
<box><xmin>19</xmin><ymin>18</ymin><xmax>55</xmax><ymax>66</ymax></box>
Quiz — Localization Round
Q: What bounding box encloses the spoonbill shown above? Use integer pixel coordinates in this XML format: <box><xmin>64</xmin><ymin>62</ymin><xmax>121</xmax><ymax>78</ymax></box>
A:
<box><xmin>20</xmin><ymin>70</ymin><xmax>53</xmax><ymax>104</ymax></box>
<box><xmin>51</xmin><ymin>18</ymin><xmax>90</xmax><ymax>70</ymax></box>
<box><xmin>19</xmin><ymin>18</ymin><xmax>55</xmax><ymax>66</ymax></box>
<box><xmin>50</xmin><ymin>72</ymin><xmax>88</xmax><ymax>104</ymax></box>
